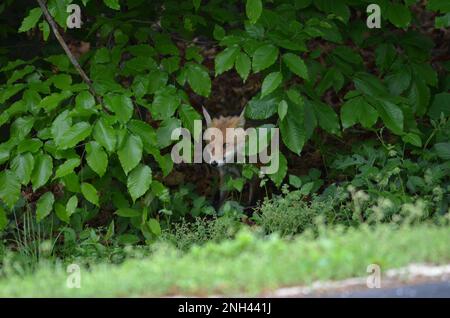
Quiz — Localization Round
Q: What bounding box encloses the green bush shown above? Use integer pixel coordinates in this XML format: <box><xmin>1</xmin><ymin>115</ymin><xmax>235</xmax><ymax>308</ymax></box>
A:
<box><xmin>0</xmin><ymin>0</ymin><xmax>449</xmax><ymax>245</ymax></box>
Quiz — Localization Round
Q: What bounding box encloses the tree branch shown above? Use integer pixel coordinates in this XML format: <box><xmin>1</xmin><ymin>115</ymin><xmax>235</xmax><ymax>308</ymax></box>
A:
<box><xmin>36</xmin><ymin>0</ymin><xmax>102</xmax><ymax>105</ymax></box>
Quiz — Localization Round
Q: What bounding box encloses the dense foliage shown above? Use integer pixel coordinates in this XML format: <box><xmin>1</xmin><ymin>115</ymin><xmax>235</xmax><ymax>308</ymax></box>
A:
<box><xmin>0</xmin><ymin>0</ymin><xmax>449</xmax><ymax>250</ymax></box>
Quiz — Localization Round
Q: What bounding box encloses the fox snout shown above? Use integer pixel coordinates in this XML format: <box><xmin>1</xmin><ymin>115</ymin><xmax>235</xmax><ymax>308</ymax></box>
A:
<box><xmin>202</xmin><ymin>107</ymin><xmax>246</xmax><ymax>167</ymax></box>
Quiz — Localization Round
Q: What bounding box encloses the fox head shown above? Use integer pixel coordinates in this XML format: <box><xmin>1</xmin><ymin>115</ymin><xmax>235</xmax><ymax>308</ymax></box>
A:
<box><xmin>202</xmin><ymin>107</ymin><xmax>246</xmax><ymax>167</ymax></box>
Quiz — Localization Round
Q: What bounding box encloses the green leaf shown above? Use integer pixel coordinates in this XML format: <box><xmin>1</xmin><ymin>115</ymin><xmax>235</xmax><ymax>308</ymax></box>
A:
<box><xmin>288</xmin><ymin>174</ymin><xmax>302</xmax><ymax>188</ymax></box>
<box><xmin>128</xmin><ymin>120</ymin><xmax>157</xmax><ymax>153</ymax></box>
<box><xmin>268</xmin><ymin>153</ymin><xmax>287</xmax><ymax>187</ymax></box>
<box><xmin>57</xmin><ymin>122</ymin><xmax>92</xmax><ymax>150</ymax></box>
<box><xmin>54</xmin><ymin>158</ymin><xmax>80</xmax><ymax>179</ymax></box>
<box><xmin>235</xmin><ymin>51</ymin><xmax>251</xmax><ymax>82</ymax></box>
<box><xmin>278</xmin><ymin>100</ymin><xmax>288</xmax><ymax>121</ymax></box>
<box><xmin>75</xmin><ymin>91</ymin><xmax>95</xmax><ymax>110</ymax></box>
<box><xmin>103</xmin><ymin>0</ymin><xmax>120</xmax><ymax>10</ymax></box>
<box><xmin>213</xmin><ymin>24</ymin><xmax>226</xmax><ymax>40</ymax></box>
<box><xmin>340</xmin><ymin>96</ymin><xmax>378</xmax><ymax>129</ymax></box>
<box><xmin>375</xmin><ymin>44</ymin><xmax>396</xmax><ymax>73</ymax></box>
<box><xmin>151</xmin><ymin>86</ymin><xmax>180</xmax><ymax>120</ymax></box>
<box><xmin>10</xmin><ymin>116</ymin><xmax>35</xmax><ymax>140</ymax></box>
<box><xmin>434</xmin><ymin>143</ymin><xmax>450</xmax><ymax>160</ymax></box>
<box><xmin>374</xmin><ymin>99</ymin><xmax>404</xmax><ymax>135</ymax></box>
<box><xmin>10</xmin><ymin>153</ymin><xmax>34</xmax><ymax>185</ymax></box>
<box><xmin>252</xmin><ymin>44</ymin><xmax>279</xmax><ymax>73</ymax></box>
<box><xmin>280</xmin><ymin>101</ymin><xmax>305</xmax><ymax>155</ymax></box>
<box><xmin>93</xmin><ymin>118</ymin><xmax>117</xmax><ymax>153</ymax></box>
<box><xmin>115</xmin><ymin>208</ymin><xmax>141</xmax><ymax>218</ymax></box>
<box><xmin>51</xmin><ymin>74</ymin><xmax>72</xmax><ymax>90</ymax></box>
<box><xmin>387</xmin><ymin>4</ymin><xmax>411</xmax><ymax>28</ymax></box>
<box><xmin>245</xmin><ymin>94</ymin><xmax>280</xmax><ymax>120</ymax></box>
<box><xmin>66</xmin><ymin>195</ymin><xmax>78</xmax><ymax>216</ymax></box>
<box><xmin>19</xmin><ymin>8</ymin><xmax>42</xmax><ymax>33</ymax></box>
<box><xmin>193</xmin><ymin>0</ymin><xmax>201</xmax><ymax>11</ymax></box>
<box><xmin>246</xmin><ymin>0</ymin><xmax>263</xmax><ymax>24</ymax></box>
<box><xmin>157</xmin><ymin>118</ymin><xmax>181</xmax><ymax>149</ymax></box>
<box><xmin>215</xmin><ymin>46</ymin><xmax>239</xmax><ymax>76</ymax></box>
<box><xmin>39</xmin><ymin>91</ymin><xmax>72</xmax><ymax>112</ymax></box>
<box><xmin>81</xmin><ymin>182</ymin><xmax>99</xmax><ymax>206</ymax></box>
<box><xmin>104</xmin><ymin>95</ymin><xmax>134</xmax><ymax>124</ymax></box>
<box><xmin>86</xmin><ymin>141</ymin><xmax>108</xmax><ymax>177</ymax></box>
<box><xmin>31</xmin><ymin>154</ymin><xmax>53</xmax><ymax>191</ymax></box>
<box><xmin>148</xmin><ymin>218</ymin><xmax>161</xmax><ymax>236</ymax></box>
<box><xmin>282</xmin><ymin>53</ymin><xmax>309</xmax><ymax>80</ymax></box>
<box><xmin>313</xmin><ymin>102</ymin><xmax>340</xmax><ymax>134</ymax></box>
<box><xmin>402</xmin><ymin>133</ymin><xmax>422</xmax><ymax>147</ymax></box>
<box><xmin>55</xmin><ymin>203</ymin><xmax>70</xmax><ymax>224</ymax></box>
<box><xmin>17</xmin><ymin>139</ymin><xmax>43</xmax><ymax>154</ymax></box>
<box><xmin>36</xmin><ymin>192</ymin><xmax>54</xmax><ymax>222</ymax></box>
<box><xmin>118</xmin><ymin>134</ymin><xmax>143</xmax><ymax>175</ymax></box>
<box><xmin>127</xmin><ymin>164</ymin><xmax>152</xmax><ymax>202</ymax></box>
<box><xmin>179</xmin><ymin>104</ymin><xmax>201</xmax><ymax>136</ymax></box>
<box><xmin>0</xmin><ymin>170</ymin><xmax>21</xmax><ymax>209</ymax></box>
<box><xmin>261</xmin><ymin>72</ymin><xmax>282</xmax><ymax>97</ymax></box>
<box><xmin>0</xmin><ymin>207</ymin><xmax>7</xmax><ymax>231</ymax></box>
<box><xmin>186</xmin><ymin>63</ymin><xmax>211</xmax><ymax>97</ymax></box>
<box><xmin>429</xmin><ymin>92</ymin><xmax>450</xmax><ymax>120</ymax></box>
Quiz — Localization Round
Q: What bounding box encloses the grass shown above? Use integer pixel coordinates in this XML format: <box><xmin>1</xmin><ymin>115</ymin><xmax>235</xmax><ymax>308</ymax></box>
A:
<box><xmin>0</xmin><ymin>223</ymin><xmax>449</xmax><ymax>297</ymax></box>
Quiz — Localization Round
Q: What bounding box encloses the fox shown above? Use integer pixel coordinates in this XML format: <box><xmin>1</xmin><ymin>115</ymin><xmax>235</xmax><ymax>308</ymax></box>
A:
<box><xmin>202</xmin><ymin>107</ymin><xmax>257</xmax><ymax>207</ymax></box>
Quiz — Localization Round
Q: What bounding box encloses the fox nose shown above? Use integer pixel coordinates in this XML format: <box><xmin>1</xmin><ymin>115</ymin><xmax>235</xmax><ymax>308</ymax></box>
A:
<box><xmin>211</xmin><ymin>161</ymin><xmax>218</xmax><ymax>167</ymax></box>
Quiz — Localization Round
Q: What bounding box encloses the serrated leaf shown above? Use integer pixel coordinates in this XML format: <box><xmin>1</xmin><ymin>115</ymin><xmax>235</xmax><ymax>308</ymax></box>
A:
<box><xmin>313</xmin><ymin>101</ymin><xmax>340</xmax><ymax>134</ymax></box>
<box><xmin>261</xmin><ymin>72</ymin><xmax>282</xmax><ymax>97</ymax></box>
<box><xmin>235</xmin><ymin>51</ymin><xmax>251</xmax><ymax>82</ymax></box>
<box><xmin>86</xmin><ymin>141</ymin><xmax>108</xmax><ymax>177</ymax></box>
<box><xmin>374</xmin><ymin>99</ymin><xmax>404</xmax><ymax>135</ymax></box>
<box><xmin>179</xmin><ymin>104</ymin><xmax>201</xmax><ymax>136</ymax></box>
<box><xmin>151</xmin><ymin>86</ymin><xmax>180</xmax><ymax>120</ymax></box>
<box><xmin>280</xmin><ymin>101</ymin><xmax>305</xmax><ymax>155</ymax></box>
<box><xmin>245</xmin><ymin>94</ymin><xmax>280</xmax><ymax>120</ymax></box>
<box><xmin>252</xmin><ymin>44</ymin><xmax>279</xmax><ymax>72</ymax></box>
<box><xmin>81</xmin><ymin>182</ymin><xmax>99</xmax><ymax>206</ymax></box>
<box><xmin>118</xmin><ymin>134</ymin><xmax>143</xmax><ymax>175</ymax></box>
<box><xmin>36</xmin><ymin>192</ymin><xmax>54</xmax><ymax>222</ymax></box>
<box><xmin>186</xmin><ymin>63</ymin><xmax>211</xmax><ymax>97</ymax></box>
<box><xmin>54</xmin><ymin>158</ymin><xmax>80</xmax><ymax>179</ymax></box>
<box><xmin>57</xmin><ymin>122</ymin><xmax>92</xmax><ymax>150</ymax></box>
<box><xmin>340</xmin><ymin>96</ymin><xmax>378</xmax><ymax>129</ymax></box>
<box><xmin>104</xmin><ymin>95</ymin><xmax>134</xmax><ymax>124</ymax></box>
<box><xmin>282</xmin><ymin>53</ymin><xmax>309</xmax><ymax>80</ymax></box>
<box><xmin>10</xmin><ymin>153</ymin><xmax>34</xmax><ymax>185</ymax></box>
<box><xmin>0</xmin><ymin>170</ymin><xmax>21</xmax><ymax>209</ymax></box>
<box><xmin>93</xmin><ymin>118</ymin><xmax>117</xmax><ymax>153</ymax></box>
<box><xmin>31</xmin><ymin>154</ymin><xmax>53</xmax><ymax>191</ymax></box>
<box><xmin>215</xmin><ymin>46</ymin><xmax>239</xmax><ymax>76</ymax></box>
<box><xmin>19</xmin><ymin>8</ymin><xmax>42</xmax><ymax>33</ymax></box>
<box><xmin>127</xmin><ymin>164</ymin><xmax>152</xmax><ymax>202</ymax></box>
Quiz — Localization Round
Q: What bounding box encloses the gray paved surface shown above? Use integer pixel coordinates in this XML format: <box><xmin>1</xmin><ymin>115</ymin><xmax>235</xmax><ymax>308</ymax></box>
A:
<box><xmin>325</xmin><ymin>281</ymin><xmax>450</xmax><ymax>298</ymax></box>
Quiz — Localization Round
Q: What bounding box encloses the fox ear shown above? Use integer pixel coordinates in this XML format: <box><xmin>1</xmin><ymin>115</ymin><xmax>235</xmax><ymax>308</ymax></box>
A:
<box><xmin>202</xmin><ymin>107</ymin><xmax>212</xmax><ymax>127</ymax></box>
<box><xmin>238</xmin><ymin>107</ymin><xmax>246</xmax><ymax>127</ymax></box>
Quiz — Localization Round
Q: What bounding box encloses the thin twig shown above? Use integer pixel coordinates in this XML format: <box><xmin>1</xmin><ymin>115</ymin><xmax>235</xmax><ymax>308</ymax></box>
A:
<box><xmin>36</xmin><ymin>0</ymin><xmax>102</xmax><ymax>105</ymax></box>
